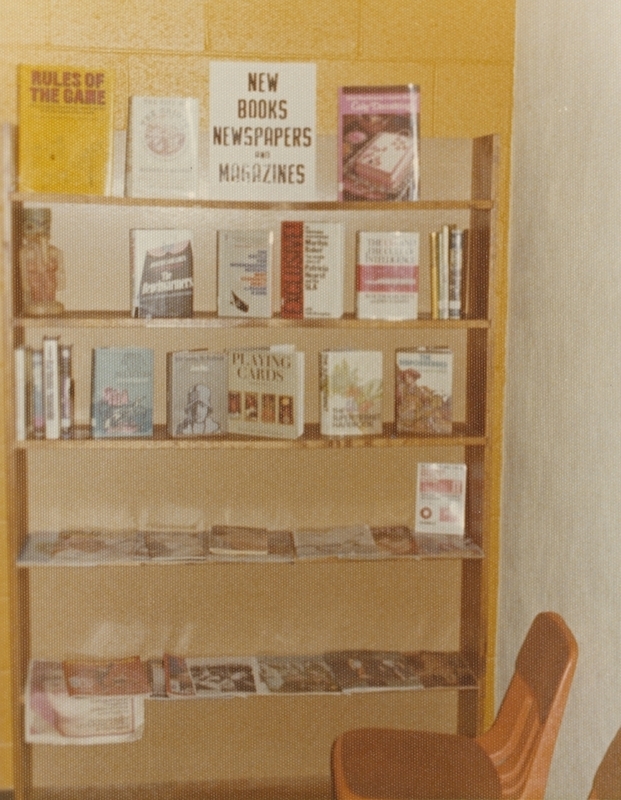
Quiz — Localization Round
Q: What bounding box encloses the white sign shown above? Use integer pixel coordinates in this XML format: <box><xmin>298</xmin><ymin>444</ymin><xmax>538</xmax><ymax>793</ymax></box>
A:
<box><xmin>209</xmin><ymin>61</ymin><xmax>316</xmax><ymax>201</ymax></box>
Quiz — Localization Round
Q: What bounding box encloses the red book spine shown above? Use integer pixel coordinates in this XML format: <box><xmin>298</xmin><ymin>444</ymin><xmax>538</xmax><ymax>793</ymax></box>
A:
<box><xmin>280</xmin><ymin>221</ymin><xmax>304</xmax><ymax>318</ymax></box>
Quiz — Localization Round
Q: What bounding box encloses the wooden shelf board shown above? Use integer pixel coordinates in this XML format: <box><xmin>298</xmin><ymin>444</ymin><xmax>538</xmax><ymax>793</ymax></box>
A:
<box><xmin>12</xmin><ymin>311</ymin><xmax>491</xmax><ymax>329</ymax></box>
<box><xmin>16</xmin><ymin>422</ymin><xmax>486</xmax><ymax>450</ymax></box>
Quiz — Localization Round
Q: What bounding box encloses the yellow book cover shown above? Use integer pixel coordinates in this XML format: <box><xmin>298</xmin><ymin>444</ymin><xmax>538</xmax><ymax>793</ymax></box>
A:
<box><xmin>18</xmin><ymin>64</ymin><xmax>114</xmax><ymax>195</ymax></box>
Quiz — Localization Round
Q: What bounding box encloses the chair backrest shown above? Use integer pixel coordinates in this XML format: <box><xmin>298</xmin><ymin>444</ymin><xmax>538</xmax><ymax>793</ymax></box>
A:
<box><xmin>477</xmin><ymin>611</ymin><xmax>578</xmax><ymax>799</ymax></box>
<box><xmin>589</xmin><ymin>727</ymin><xmax>621</xmax><ymax>799</ymax></box>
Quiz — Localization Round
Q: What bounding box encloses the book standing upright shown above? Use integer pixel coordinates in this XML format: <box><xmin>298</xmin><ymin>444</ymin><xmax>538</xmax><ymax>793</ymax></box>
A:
<box><xmin>17</xmin><ymin>64</ymin><xmax>114</xmax><ymax>195</ymax></box>
<box><xmin>338</xmin><ymin>85</ymin><xmax>420</xmax><ymax>201</ymax></box>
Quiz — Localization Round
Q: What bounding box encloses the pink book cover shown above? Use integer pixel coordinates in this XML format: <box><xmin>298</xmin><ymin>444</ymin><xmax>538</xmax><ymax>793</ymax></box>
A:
<box><xmin>338</xmin><ymin>85</ymin><xmax>420</xmax><ymax>201</ymax></box>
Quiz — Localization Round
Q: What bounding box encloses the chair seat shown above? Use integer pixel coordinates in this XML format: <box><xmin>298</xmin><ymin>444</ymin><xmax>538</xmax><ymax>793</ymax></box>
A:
<box><xmin>334</xmin><ymin>728</ymin><xmax>502</xmax><ymax>800</ymax></box>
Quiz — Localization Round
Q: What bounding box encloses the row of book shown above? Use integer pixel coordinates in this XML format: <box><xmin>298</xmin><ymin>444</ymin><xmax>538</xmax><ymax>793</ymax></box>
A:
<box><xmin>26</xmin><ymin>648</ymin><xmax>474</xmax><ymax>744</ymax></box>
<box><xmin>32</xmin><ymin>219</ymin><xmax>465</xmax><ymax>322</ymax></box>
<box><xmin>19</xmin><ymin>517</ymin><xmax>477</xmax><ymax>569</ymax></box>
<box><xmin>15</xmin><ymin>341</ymin><xmax>454</xmax><ymax>441</ymax></box>
<box><xmin>18</xmin><ymin>63</ymin><xmax>420</xmax><ymax>203</ymax></box>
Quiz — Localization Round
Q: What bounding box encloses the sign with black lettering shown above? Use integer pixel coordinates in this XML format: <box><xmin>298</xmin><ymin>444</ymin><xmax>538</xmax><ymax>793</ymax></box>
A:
<box><xmin>209</xmin><ymin>61</ymin><xmax>316</xmax><ymax>200</ymax></box>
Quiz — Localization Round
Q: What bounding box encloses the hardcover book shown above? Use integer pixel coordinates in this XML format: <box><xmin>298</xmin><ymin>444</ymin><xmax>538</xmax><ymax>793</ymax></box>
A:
<box><xmin>338</xmin><ymin>85</ymin><xmax>420</xmax><ymax>201</ymax></box>
<box><xmin>18</xmin><ymin>64</ymin><xmax>114</xmax><ymax>195</ymax></box>
<box><xmin>228</xmin><ymin>345</ymin><xmax>304</xmax><ymax>439</ymax></box>
<box><xmin>91</xmin><ymin>347</ymin><xmax>154</xmax><ymax>438</ymax></box>
<box><xmin>395</xmin><ymin>347</ymin><xmax>453</xmax><ymax>435</ymax></box>
<box><xmin>130</xmin><ymin>229</ymin><xmax>194</xmax><ymax>319</ymax></box>
<box><xmin>280</xmin><ymin>221</ymin><xmax>345</xmax><ymax>319</ymax></box>
<box><xmin>356</xmin><ymin>231</ymin><xmax>419</xmax><ymax>320</ymax></box>
<box><xmin>59</xmin><ymin>343</ymin><xmax>74</xmax><ymax>439</ymax></box>
<box><xmin>324</xmin><ymin>650</ymin><xmax>423</xmax><ymax>692</ymax></box>
<box><xmin>217</xmin><ymin>229</ymin><xmax>273</xmax><ymax>318</ymax></box>
<box><xmin>257</xmin><ymin>655</ymin><xmax>340</xmax><ymax>694</ymax></box>
<box><xmin>414</xmin><ymin>462</ymin><xmax>467</xmax><ymax>536</ymax></box>
<box><xmin>125</xmin><ymin>96</ymin><xmax>199</xmax><ymax>199</ymax></box>
<box><xmin>209</xmin><ymin>60</ymin><xmax>316</xmax><ymax>201</ymax></box>
<box><xmin>320</xmin><ymin>349</ymin><xmax>383</xmax><ymax>436</ymax></box>
<box><xmin>167</xmin><ymin>350</ymin><xmax>227</xmax><ymax>437</ymax></box>
<box><xmin>31</xmin><ymin>348</ymin><xmax>45</xmax><ymax>439</ymax></box>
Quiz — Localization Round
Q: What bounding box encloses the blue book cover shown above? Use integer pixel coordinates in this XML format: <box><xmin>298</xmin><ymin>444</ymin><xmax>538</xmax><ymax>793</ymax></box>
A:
<box><xmin>91</xmin><ymin>347</ymin><xmax>154</xmax><ymax>438</ymax></box>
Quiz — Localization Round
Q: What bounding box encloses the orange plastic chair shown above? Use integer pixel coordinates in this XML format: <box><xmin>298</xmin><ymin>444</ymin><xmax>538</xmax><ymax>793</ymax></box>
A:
<box><xmin>331</xmin><ymin>611</ymin><xmax>578</xmax><ymax>800</ymax></box>
<box><xmin>589</xmin><ymin>727</ymin><xmax>621</xmax><ymax>799</ymax></box>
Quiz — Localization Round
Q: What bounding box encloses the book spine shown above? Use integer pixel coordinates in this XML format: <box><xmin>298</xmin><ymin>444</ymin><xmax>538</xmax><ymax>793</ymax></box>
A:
<box><xmin>43</xmin><ymin>336</ymin><xmax>60</xmax><ymax>440</ymax></box>
<box><xmin>31</xmin><ymin>349</ymin><xmax>44</xmax><ymax>439</ymax></box>
<box><xmin>59</xmin><ymin>344</ymin><xmax>74</xmax><ymax>439</ymax></box>
<box><xmin>280</xmin><ymin>221</ymin><xmax>304</xmax><ymax>319</ymax></box>
<box><xmin>449</xmin><ymin>228</ymin><xmax>464</xmax><ymax>319</ymax></box>
<box><xmin>429</xmin><ymin>230</ymin><xmax>439</xmax><ymax>320</ymax></box>
<box><xmin>437</xmin><ymin>225</ymin><xmax>450</xmax><ymax>320</ymax></box>
<box><xmin>14</xmin><ymin>346</ymin><xmax>27</xmax><ymax>441</ymax></box>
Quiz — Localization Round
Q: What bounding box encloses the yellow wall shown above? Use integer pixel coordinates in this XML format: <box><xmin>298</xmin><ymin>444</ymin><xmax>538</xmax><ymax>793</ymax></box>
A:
<box><xmin>0</xmin><ymin>0</ymin><xmax>514</xmax><ymax>788</ymax></box>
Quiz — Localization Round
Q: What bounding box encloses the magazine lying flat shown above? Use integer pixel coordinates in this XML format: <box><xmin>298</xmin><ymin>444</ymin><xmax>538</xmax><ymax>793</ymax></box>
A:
<box><xmin>63</xmin><ymin>656</ymin><xmax>151</xmax><ymax>697</ymax></box>
<box><xmin>257</xmin><ymin>655</ymin><xmax>340</xmax><ymax>695</ymax></box>
<box><xmin>292</xmin><ymin>524</ymin><xmax>382</xmax><ymax>559</ymax></box>
<box><xmin>171</xmin><ymin>656</ymin><xmax>262</xmax><ymax>698</ymax></box>
<box><xmin>143</xmin><ymin>529</ymin><xmax>208</xmax><ymax>560</ymax></box>
<box><xmin>26</xmin><ymin>660</ymin><xmax>145</xmax><ymax>745</ymax></box>
<box><xmin>324</xmin><ymin>650</ymin><xmax>424</xmax><ymax>692</ymax></box>
<box><xmin>207</xmin><ymin>526</ymin><xmax>295</xmax><ymax>561</ymax></box>
<box><xmin>18</xmin><ymin>530</ymin><xmax>148</xmax><ymax>565</ymax></box>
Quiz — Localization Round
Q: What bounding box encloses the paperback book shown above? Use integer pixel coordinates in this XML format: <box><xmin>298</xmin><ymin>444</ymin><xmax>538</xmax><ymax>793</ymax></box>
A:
<box><xmin>125</xmin><ymin>96</ymin><xmax>199</xmax><ymax>199</ymax></box>
<box><xmin>414</xmin><ymin>462</ymin><xmax>467</xmax><ymax>536</ymax></box>
<box><xmin>356</xmin><ymin>231</ymin><xmax>419</xmax><ymax>320</ymax></box>
<box><xmin>395</xmin><ymin>347</ymin><xmax>453</xmax><ymax>435</ymax></box>
<box><xmin>217</xmin><ymin>229</ymin><xmax>273</xmax><ymax>318</ymax></box>
<box><xmin>338</xmin><ymin>85</ymin><xmax>420</xmax><ymax>201</ymax></box>
<box><xmin>320</xmin><ymin>349</ymin><xmax>383</xmax><ymax>436</ymax></box>
<box><xmin>130</xmin><ymin>228</ymin><xmax>194</xmax><ymax>319</ymax></box>
<box><xmin>26</xmin><ymin>660</ymin><xmax>144</xmax><ymax>744</ymax></box>
<box><xmin>324</xmin><ymin>650</ymin><xmax>423</xmax><ymax>692</ymax></box>
<box><xmin>18</xmin><ymin>64</ymin><xmax>114</xmax><ymax>195</ymax></box>
<box><xmin>228</xmin><ymin>345</ymin><xmax>304</xmax><ymax>439</ymax></box>
<box><xmin>167</xmin><ymin>350</ymin><xmax>228</xmax><ymax>437</ymax></box>
<box><xmin>257</xmin><ymin>655</ymin><xmax>340</xmax><ymax>694</ymax></box>
<box><xmin>280</xmin><ymin>221</ymin><xmax>345</xmax><ymax>319</ymax></box>
<box><xmin>91</xmin><ymin>347</ymin><xmax>154</xmax><ymax>438</ymax></box>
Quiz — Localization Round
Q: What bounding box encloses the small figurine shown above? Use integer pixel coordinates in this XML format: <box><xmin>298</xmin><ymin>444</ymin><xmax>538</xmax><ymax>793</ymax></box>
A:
<box><xmin>19</xmin><ymin>207</ymin><xmax>65</xmax><ymax>316</ymax></box>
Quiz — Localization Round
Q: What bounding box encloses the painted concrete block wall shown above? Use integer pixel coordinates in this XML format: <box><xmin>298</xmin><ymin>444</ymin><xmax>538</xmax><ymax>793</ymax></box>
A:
<box><xmin>0</xmin><ymin>0</ymin><xmax>514</xmax><ymax>788</ymax></box>
<box><xmin>503</xmin><ymin>0</ymin><xmax>621</xmax><ymax>795</ymax></box>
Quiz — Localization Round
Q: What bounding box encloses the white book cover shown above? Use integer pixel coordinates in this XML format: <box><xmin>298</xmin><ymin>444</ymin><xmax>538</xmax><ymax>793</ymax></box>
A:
<box><xmin>217</xmin><ymin>229</ymin><xmax>273</xmax><ymax>318</ymax></box>
<box><xmin>280</xmin><ymin>221</ymin><xmax>344</xmax><ymax>319</ymax></box>
<box><xmin>228</xmin><ymin>345</ymin><xmax>304</xmax><ymax>439</ymax></box>
<box><xmin>125</xmin><ymin>96</ymin><xmax>199</xmax><ymax>199</ymax></box>
<box><xmin>130</xmin><ymin>228</ymin><xmax>194</xmax><ymax>319</ymax></box>
<box><xmin>438</xmin><ymin>224</ymin><xmax>450</xmax><ymax>320</ymax></box>
<box><xmin>43</xmin><ymin>336</ymin><xmax>60</xmax><ymax>440</ymax></box>
<box><xmin>320</xmin><ymin>349</ymin><xmax>383</xmax><ymax>436</ymax></box>
<box><xmin>356</xmin><ymin>231</ymin><xmax>419</xmax><ymax>320</ymax></box>
<box><xmin>415</xmin><ymin>462</ymin><xmax>467</xmax><ymax>536</ymax></box>
<box><xmin>209</xmin><ymin>61</ymin><xmax>316</xmax><ymax>201</ymax></box>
